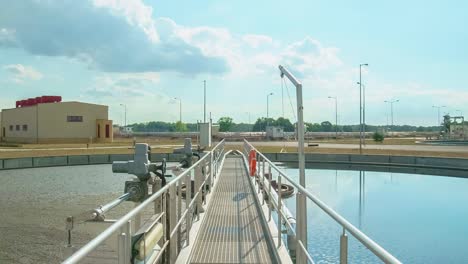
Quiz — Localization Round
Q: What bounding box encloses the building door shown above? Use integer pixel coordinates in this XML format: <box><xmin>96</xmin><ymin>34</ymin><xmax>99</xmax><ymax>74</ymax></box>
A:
<box><xmin>97</xmin><ymin>124</ymin><xmax>101</xmax><ymax>138</ymax></box>
<box><xmin>105</xmin><ymin>124</ymin><xmax>110</xmax><ymax>138</ymax></box>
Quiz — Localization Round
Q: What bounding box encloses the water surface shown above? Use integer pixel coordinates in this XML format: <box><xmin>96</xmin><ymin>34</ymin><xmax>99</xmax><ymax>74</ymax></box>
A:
<box><xmin>277</xmin><ymin>164</ymin><xmax>468</xmax><ymax>263</ymax></box>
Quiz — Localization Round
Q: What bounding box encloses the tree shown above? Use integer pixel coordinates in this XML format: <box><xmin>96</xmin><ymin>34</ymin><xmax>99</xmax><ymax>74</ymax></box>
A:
<box><xmin>274</xmin><ymin>117</ymin><xmax>295</xmax><ymax>132</ymax></box>
<box><xmin>373</xmin><ymin>132</ymin><xmax>384</xmax><ymax>142</ymax></box>
<box><xmin>320</xmin><ymin>121</ymin><xmax>333</xmax><ymax>132</ymax></box>
<box><xmin>252</xmin><ymin>117</ymin><xmax>275</xmax><ymax>131</ymax></box>
<box><xmin>174</xmin><ymin>121</ymin><xmax>188</xmax><ymax>132</ymax></box>
<box><xmin>218</xmin><ymin>117</ymin><xmax>234</xmax><ymax>132</ymax></box>
<box><xmin>305</xmin><ymin>122</ymin><xmax>321</xmax><ymax>132</ymax></box>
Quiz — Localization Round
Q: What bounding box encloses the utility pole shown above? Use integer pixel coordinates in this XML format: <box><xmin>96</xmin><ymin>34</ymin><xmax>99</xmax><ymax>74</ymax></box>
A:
<box><xmin>328</xmin><ymin>96</ymin><xmax>338</xmax><ymax>139</ymax></box>
<box><xmin>359</xmin><ymin>63</ymin><xmax>368</xmax><ymax>154</ymax></box>
<box><xmin>432</xmin><ymin>105</ymin><xmax>446</xmax><ymax>126</ymax></box>
<box><xmin>120</xmin><ymin>104</ymin><xmax>127</xmax><ymax>128</ymax></box>
<box><xmin>203</xmin><ymin>80</ymin><xmax>206</xmax><ymax>123</ymax></box>
<box><xmin>266</xmin><ymin>92</ymin><xmax>273</xmax><ymax>127</ymax></box>
<box><xmin>385</xmin><ymin>99</ymin><xmax>399</xmax><ymax>135</ymax></box>
<box><xmin>174</xmin><ymin>97</ymin><xmax>182</xmax><ymax>123</ymax></box>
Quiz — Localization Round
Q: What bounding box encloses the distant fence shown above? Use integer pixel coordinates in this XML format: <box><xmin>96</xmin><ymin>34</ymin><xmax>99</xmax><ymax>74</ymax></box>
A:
<box><xmin>1</xmin><ymin>152</ymin><xmax>468</xmax><ymax>172</ymax></box>
<box><xmin>0</xmin><ymin>153</ymin><xmax>188</xmax><ymax>170</ymax></box>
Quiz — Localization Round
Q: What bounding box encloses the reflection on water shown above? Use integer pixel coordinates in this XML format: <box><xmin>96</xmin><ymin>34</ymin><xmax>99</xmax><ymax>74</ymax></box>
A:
<box><xmin>277</xmin><ymin>164</ymin><xmax>468</xmax><ymax>264</ymax></box>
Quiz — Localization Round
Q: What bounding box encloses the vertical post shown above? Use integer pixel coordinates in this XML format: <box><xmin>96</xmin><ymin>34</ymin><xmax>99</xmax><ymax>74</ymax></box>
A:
<box><xmin>261</xmin><ymin>157</ymin><xmax>265</xmax><ymax>203</ymax></box>
<box><xmin>279</xmin><ymin>65</ymin><xmax>307</xmax><ymax>263</ymax></box>
<box><xmin>134</xmin><ymin>203</ymin><xmax>141</xmax><ymax>232</ymax></box>
<box><xmin>195</xmin><ymin>164</ymin><xmax>203</xmax><ymax>219</ymax></box>
<box><xmin>153</xmin><ymin>178</ymin><xmax>162</xmax><ymax>214</ymax></box>
<box><xmin>278</xmin><ymin>175</ymin><xmax>282</xmax><ymax>247</ymax></box>
<box><xmin>177</xmin><ymin>179</ymin><xmax>182</xmax><ymax>252</ymax></box>
<box><xmin>124</xmin><ymin>220</ymin><xmax>131</xmax><ymax>263</ymax></box>
<box><xmin>185</xmin><ymin>173</ymin><xmax>191</xmax><ymax>246</ymax></box>
<box><xmin>340</xmin><ymin>229</ymin><xmax>348</xmax><ymax>264</ymax></box>
<box><xmin>210</xmin><ymin>152</ymin><xmax>214</xmax><ymax>189</ymax></box>
<box><xmin>363</xmin><ymin>84</ymin><xmax>366</xmax><ymax>145</ymax></box>
<box><xmin>335</xmin><ymin>97</ymin><xmax>338</xmax><ymax>139</ymax></box>
<box><xmin>296</xmin><ymin>82</ymin><xmax>307</xmax><ymax>264</ymax></box>
<box><xmin>169</xmin><ymin>184</ymin><xmax>177</xmax><ymax>263</ymax></box>
<box><xmin>204</xmin><ymin>80</ymin><xmax>206</xmax><ymax>123</ymax></box>
<box><xmin>359</xmin><ymin>67</ymin><xmax>362</xmax><ymax>154</ymax></box>
<box><xmin>118</xmin><ymin>231</ymin><xmax>127</xmax><ymax>264</ymax></box>
<box><xmin>268</xmin><ymin>165</ymin><xmax>272</xmax><ymax>221</ymax></box>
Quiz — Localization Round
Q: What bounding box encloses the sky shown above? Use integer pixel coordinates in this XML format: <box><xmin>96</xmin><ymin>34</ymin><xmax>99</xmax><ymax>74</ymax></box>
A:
<box><xmin>0</xmin><ymin>0</ymin><xmax>467</xmax><ymax>126</ymax></box>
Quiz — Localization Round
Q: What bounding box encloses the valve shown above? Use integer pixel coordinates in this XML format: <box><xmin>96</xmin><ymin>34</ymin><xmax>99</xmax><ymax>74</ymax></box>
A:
<box><xmin>112</xmin><ymin>143</ymin><xmax>167</xmax><ymax>202</ymax></box>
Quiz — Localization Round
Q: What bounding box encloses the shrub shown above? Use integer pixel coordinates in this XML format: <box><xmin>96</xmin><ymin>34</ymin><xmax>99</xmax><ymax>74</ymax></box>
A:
<box><xmin>373</xmin><ymin>132</ymin><xmax>384</xmax><ymax>142</ymax></box>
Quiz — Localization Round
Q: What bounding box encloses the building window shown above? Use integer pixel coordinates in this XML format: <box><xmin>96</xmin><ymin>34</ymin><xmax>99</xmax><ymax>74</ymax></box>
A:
<box><xmin>22</xmin><ymin>125</ymin><xmax>28</xmax><ymax>131</ymax></box>
<box><xmin>16</xmin><ymin>125</ymin><xmax>20</xmax><ymax>131</ymax></box>
<box><xmin>67</xmin><ymin>116</ymin><xmax>83</xmax><ymax>122</ymax></box>
<box><xmin>9</xmin><ymin>125</ymin><xmax>13</xmax><ymax>131</ymax></box>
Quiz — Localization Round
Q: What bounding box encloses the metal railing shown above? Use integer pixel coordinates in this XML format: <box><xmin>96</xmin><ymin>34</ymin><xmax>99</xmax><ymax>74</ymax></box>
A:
<box><xmin>62</xmin><ymin>139</ymin><xmax>226</xmax><ymax>264</ymax></box>
<box><xmin>243</xmin><ymin>139</ymin><xmax>401</xmax><ymax>264</ymax></box>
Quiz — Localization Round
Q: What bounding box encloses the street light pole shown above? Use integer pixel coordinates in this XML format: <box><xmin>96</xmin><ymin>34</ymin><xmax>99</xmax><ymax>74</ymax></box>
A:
<box><xmin>359</xmin><ymin>63</ymin><xmax>368</xmax><ymax>154</ymax></box>
<box><xmin>432</xmin><ymin>105</ymin><xmax>446</xmax><ymax>126</ymax></box>
<box><xmin>357</xmin><ymin>82</ymin><xmax>367</xmax><ymax>145</ymax></box>
<box><xmin>267</xmin><ymin>93</ymin><xmax>273</xmax><ymax>118</ymax></box>
<box><xmin>174</xmin><ymin>97</ymin><xmax>182</xmax><ymax>123</ymax></box>
<box><xmin>119</xmin><ymin>104</ymin><xmax>127</xmax><ymax>128</ymax></box>
<box><xmin>328</xmin><ymin>96</ymin><xmax>338</xmax><ymax>139</ymax></box>
<box><xmin>384</xmin><ymin>99</ymin><xmax>399</xmax><ymax>135</ymax></box>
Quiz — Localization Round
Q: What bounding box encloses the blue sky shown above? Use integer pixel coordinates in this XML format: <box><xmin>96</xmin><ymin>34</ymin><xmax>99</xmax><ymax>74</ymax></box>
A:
<box><xmin>0</xmin><ymin>0</ymin><xmax>467</xmax><ymax>126</ymax></box>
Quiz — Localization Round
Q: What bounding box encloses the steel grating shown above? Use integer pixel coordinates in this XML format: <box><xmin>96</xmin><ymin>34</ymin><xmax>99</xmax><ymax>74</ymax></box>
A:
<box><xmin>189</xmin><ymin>156</ymin><xmax>278</xmax><ymax>264</ymax></box>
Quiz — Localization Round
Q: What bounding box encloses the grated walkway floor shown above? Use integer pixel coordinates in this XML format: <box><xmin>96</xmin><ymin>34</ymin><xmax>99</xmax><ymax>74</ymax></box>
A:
<box><xmin>189</xmin><ymin>155</ymin><xmax>277</xmax><ymax>264</ymax></box>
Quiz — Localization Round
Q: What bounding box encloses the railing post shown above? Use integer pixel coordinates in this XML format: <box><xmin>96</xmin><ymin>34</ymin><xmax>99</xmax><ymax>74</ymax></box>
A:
<box><xmin>268</xmin><ymin>165</ymin><xmax>272</xmax><ymax>221</ymax></box>
<box><xmin>261</xmin><ymin>157</ymin><xmax>265</xmax><ymax>204</ymax></box>
<box><xmin>118</xmin><ymin>220</ymin><xmax>131</xmax><ymax>264</ymax></box>
<box><xmin>278</xmin><ymin>175</ymin><xmax>282</xmax><ymax>247</ymax></box>
<box><xmin>153</xmin><ymin>178</ymin><xmax>162</xmax><ymax>214</ymax></box>
<box><xmin>209</xmin><ymin>152</ymin><xmax>214</xmax><ymax>190</ymax></box>
<box><xmin>177</xmin><ymin>179</ymin><xmax>182</xmax><ymax>252</ymax></box>
<box><xmin>195</xmin><ymin>164</ymin><xmax>203</xmax><ymax>219</ymax></box>
<box><xmin>340</xmin><ymin>229</ymin><xmax>348</xmax><ymax>264</ymax></box>
<box><xmin>118</xmin><ymin>231</ymin><xmax>127</xmax><ymax>264</ymax></box>
<box><xmin>169</xmin><ymin>184</ymin><xmax>177</xmax><ymax>264</ymax></box>
<box><xmin>134</xmin><ymin>203</ymin><xmax>141</xmax><ymax>232</ymax></box>
<box><xmin>185</xmin><ymin>172</ymin><xmax>192</xmax><ymax>246</ymax></box>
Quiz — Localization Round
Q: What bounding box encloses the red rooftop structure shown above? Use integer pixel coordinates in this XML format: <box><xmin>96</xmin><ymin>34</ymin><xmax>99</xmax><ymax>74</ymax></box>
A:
<box><xmin>16</xmin><ymin>96</ymin><xmax>62</xmax><ymax>108</ymax></box>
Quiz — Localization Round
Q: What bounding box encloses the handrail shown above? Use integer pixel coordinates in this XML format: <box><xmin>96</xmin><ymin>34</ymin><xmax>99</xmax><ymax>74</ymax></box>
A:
<box><xmin>243</xmin><ymin>139</ymin><xmax>401</xmax><ymax>264</ymax></box>
<box><xmin>63</xmin><ymin>139</ymin><xmax>225</xmax><ymax>264</ymax></box>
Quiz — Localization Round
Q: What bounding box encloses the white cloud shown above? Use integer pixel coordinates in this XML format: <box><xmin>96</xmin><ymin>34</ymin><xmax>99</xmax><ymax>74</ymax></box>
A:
<box><xmin>242</xmin><ymin>34</ymin><xmax>274</xmax><ymax>48</ymax></box>
<box><xmin>0</xmin><ymin>1</ymin><xmax>228</xmax><ymax>75</ymax></box>
<box><xmin>93</xmin><ymin>0</ymin><xmax>159</xmax><ymax>43</ymax></box>
<box><xmin>0</xmin><ymin>28</ymin><xmax>16</xmax><ymax>47</ymax></box>
<box><xmin>3</xmin><ymin>64</ymin><xmax>43</xmax><ymax>83</ymax></box>
<box><xmin>85</xmin><ymin>72</ymin><xmax>160</xmax><ymax>98</ymax></box>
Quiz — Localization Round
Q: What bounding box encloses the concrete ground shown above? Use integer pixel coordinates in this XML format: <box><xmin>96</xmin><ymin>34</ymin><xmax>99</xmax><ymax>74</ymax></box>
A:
<box><xmin>1</xmin><ymin>138</ymin><xmax>467</xmax><ymax>159</ymax></box>
<box><xmin>233</xmin><ymin>141</ymin><xmax>468</xmax><ymax>153</ymax></box>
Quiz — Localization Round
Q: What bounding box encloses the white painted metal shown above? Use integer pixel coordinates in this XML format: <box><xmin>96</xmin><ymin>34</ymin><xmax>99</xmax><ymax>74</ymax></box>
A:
<box><xmin>278</xmin><ymin>65</ymin><xmax>307</xmax><ymax>264</ymax></box>
<box><xmin>244</xmin><ymin>139</ymin><xmax>402</xmax><ymax>264</ymax></box>
<box><xmin>62</xmin><ymin>140</ymin><xmax>225</xmax><ymax>264</ymax></box>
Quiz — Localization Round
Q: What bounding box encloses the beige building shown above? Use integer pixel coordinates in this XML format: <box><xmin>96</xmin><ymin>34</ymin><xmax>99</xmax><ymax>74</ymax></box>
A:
<box><xmin>0</xmin><ymin>101</ymin><xmax>113</xmax><ymax>143</ymax></box>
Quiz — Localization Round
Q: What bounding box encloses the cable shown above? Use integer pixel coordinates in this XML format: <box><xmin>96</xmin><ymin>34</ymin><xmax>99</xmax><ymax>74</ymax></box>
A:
<box><xmin>282</xmin><ymin>77</ymin><xmax>297</xmax><ymax>122</ymax></box>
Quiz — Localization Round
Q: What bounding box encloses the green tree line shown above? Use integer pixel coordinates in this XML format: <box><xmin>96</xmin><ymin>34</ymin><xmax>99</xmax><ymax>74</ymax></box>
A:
<box><xmin>129</xmin><ymin>118</ymin><xmax>441</xmax><ymax>133</ymax></box>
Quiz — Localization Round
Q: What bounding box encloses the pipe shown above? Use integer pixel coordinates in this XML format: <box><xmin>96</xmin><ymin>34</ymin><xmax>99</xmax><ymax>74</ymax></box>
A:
<box><xmin>93</xmin><ymin>193</ymin><xmax>132</xmax><ymax>219</ymax></box>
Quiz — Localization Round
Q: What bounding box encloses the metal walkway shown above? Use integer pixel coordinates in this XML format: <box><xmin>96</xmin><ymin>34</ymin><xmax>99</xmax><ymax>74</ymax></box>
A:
<box><xmin>189</xmin><ymin>155</ymin><xmax>278</xmax><ymax>263</ymax></box>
